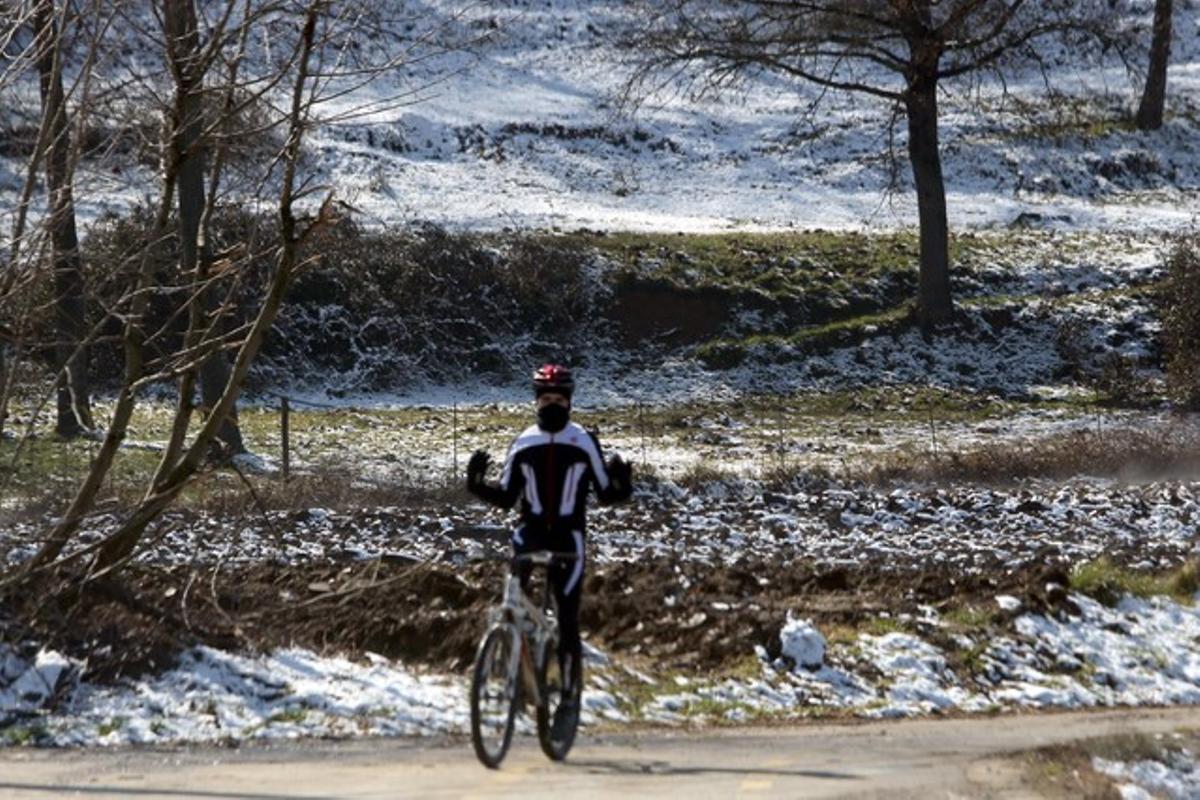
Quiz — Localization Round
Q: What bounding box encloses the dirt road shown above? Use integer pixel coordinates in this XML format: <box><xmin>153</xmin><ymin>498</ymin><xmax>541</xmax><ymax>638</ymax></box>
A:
<box><xmin>1</xmin><ymin>707</ymin><xmax>1196</xmax><ymax>799</ymax></box>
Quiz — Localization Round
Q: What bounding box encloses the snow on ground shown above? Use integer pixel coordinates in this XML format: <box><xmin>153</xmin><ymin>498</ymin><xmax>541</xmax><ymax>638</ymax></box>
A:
<box><xmin>1095</xmin><ymin>745</ymin><xmax>1200</xmax><ymax>800</ymax></box>
<box><xmin>259</xmin><ymin>1</ymin><xmax>1200</xmax><ymax>235</ymax></box>
<box><xmin>597</xmin><ymin>478</ymin><xmax>1200</xmax><ymax>573</ymax></box>
<box><xmin>3</xmin><ymin>0</ymin><xmax>1200</xmax><ymax>750</ymax></box>
<box><xmin>645</xmin><ymin>590</ymin><xmax>1200</xmax><ymax>723</ymax></box>
<box><xmin>5</xmin><ymin>589</ymin><xmax>1200</xmax><ymax>745</ymax></box>
<box><xmin>5</xmin><ymin>473</ymin><xmax>1198</xmax><ymax>573</ymax></box>
<box><xmin>1</xmin><ymin>644</ymin><xmax>467</xmax><ymax>745</ymax></box>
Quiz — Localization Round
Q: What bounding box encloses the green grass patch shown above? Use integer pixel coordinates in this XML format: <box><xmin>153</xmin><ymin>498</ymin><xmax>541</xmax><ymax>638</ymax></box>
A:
<box><xmin>3</xmin><ymin>724</ymin><xmax>49</xmax><ymax>746</ymax></box>
<box><xmin>561</xmin><ymin>229</ymin><xmax>921</xmax><ymax>291</ymax></box>
<box><xmin>822</xmin><ymin>624</ymin><xmax>862</xmax><ymax>647</ymax></box>
<box><xmin>96</xmin><ymin>717</ymin><xmax>127</xmax><ymax>737</ymax></box>
<box><xmin>694</xmin><ymin>305</ymin><xmax>912</xmax><ymax>368</ymax></box>
<box><xmin>720</xmin><ymin>653</ymin><xmax>767</xmax><ymax>683</ymax></box>
<box><xmin>269</xmin><ymin>706</ymin><xmax>309</xmax><ymax>725</ymax></box>
<box><xmin>823</xmin><ymin>615</ymin><xmax>916</xmax><ymax>646</ymax></box>
<box><xmin>1070</xmin><ymin>557</ymin><xmax>1199</xmax><ymax>606</ymax></box>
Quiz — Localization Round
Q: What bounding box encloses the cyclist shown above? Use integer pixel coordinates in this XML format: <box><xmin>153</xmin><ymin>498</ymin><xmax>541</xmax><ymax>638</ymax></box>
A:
<box><xmin>466</xmin><ymin>364</ymin><xmax>632</xmax><ymax>730</ymax></box>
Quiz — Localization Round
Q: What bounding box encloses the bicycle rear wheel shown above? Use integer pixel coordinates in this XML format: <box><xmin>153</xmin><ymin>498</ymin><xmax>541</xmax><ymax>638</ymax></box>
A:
<box><xmin>470</xmin><ymin>626</ymin><xmax>518</xmax><ymax>768</ymax></box>
<box><xmin>535</xmin><ymin>633</ymin><xmax>580</xmax><ymax>761</ymax></box>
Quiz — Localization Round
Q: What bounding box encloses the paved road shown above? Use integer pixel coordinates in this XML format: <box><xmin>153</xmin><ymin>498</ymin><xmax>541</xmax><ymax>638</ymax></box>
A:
<box><xmin>1</xmin><ymin>707</ymin><xmax>1197</xmax><ymax>799</ymax></box>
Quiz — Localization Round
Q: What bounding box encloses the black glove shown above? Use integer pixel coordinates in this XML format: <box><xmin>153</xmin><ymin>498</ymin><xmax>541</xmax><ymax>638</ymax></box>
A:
<box><xmin>606</xmin><ymin>454</ymin><xmax>632</xmax><ymax>495</ymax></box>
<box><xmin>467</xmin><ymin>450</ymin><xmax>491</xmax><ymax>488</ymax></box>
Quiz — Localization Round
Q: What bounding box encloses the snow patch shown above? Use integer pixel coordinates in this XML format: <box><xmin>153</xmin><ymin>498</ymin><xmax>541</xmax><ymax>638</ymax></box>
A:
<box><xmin>4</xmin><ymin>646</ymin><xmax>467</xmax><ymax>746</ymax></box>
<box><xmin>780</xmin><ymin>616</ymin><xmax>825</xmax><ymax>670</ymax></box>
<box><xmin>1094</xmin><ymin>751</ymin><xmax>1200</xmax><ymax>800</ymax></box>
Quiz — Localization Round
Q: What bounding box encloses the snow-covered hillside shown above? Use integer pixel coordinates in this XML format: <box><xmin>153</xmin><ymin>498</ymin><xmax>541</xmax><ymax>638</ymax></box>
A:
<box><xmin>3</xmin><ymin>1</ymin><xmax>1199</xmax><ymax>234</ymax></box>
<box><xmin>321</xmin><ymin>0</ymin><xmax>1200</xmax><ymax>233</ymax></box>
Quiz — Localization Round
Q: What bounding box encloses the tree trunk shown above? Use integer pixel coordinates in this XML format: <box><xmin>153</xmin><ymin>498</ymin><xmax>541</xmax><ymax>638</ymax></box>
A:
<box><xmin>905</xmin><ymin>77</ymin><xmax>953</xmax><ymax>329</ymax></box>
<box><xmin>0</xmin><ymin>343</ymin><xmax>7</xmax><ymax>439</ymax></box>
<box><xmin>165</xmin><ymin>0</ymin><xmax>244</xmax><ymax>458</ymax></box>
<box><xmin>200</xmin><ymin>344</ymin><xmax>244</xmax><ymax>456</ymax></box>
<box><xmin>1136</xmin><ymin>0</ymin><xmax>1172</xmax><ymax>131</ymax></box>
<box><xmin>35</xmin><ymin>0</ymin><xmax>93</xmax><ymax>437</ymax></box>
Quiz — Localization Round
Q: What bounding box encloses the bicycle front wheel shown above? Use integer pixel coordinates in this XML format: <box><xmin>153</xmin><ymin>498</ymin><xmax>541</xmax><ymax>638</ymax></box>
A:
<box><xmin>470</xmin><ymin>626</ymin><xmax>519</xmax><ymax>769</ymax></box>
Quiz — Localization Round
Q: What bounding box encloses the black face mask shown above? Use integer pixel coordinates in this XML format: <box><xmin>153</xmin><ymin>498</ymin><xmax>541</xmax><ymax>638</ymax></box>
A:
<box><xmin>537</xmin><ymin>403</ymin><xmax>570</xmax><ymax>433</ymax></box>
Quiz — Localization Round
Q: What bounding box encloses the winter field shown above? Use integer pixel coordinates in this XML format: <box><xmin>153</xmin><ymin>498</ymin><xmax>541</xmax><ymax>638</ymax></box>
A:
<box><xmin>2</xmin><ymin>2</ymin><xmax>1200</xmax><ymax>795</ymax></box>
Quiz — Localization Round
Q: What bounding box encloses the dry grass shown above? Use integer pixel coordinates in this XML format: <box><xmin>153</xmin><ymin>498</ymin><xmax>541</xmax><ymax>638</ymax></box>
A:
<box><xmin>674</xmin><ymin>462</ymin><xmax>741</xmax><ymax>489</ymax></box>
<box><xmin>863</xmin><ymin>422</ymin><xmax>1200</xmax><ymax>486</ymax></box>
<box><xmin>1023</xmin><ymin>743</ymin><xmax>1125</xmax><ymax>800</ymax></box>
<box><xmin>1019</xmin><ymin>730</ymin><xmax>1199</xmax><ymax>800</ymax></box>
<box><xmin>171</xmin><ymin>469</ymin><xmax>469</xmax><ymax>515</ymax></box>
<box><xmin>1</xmin><ymin>466</ymin><xmax>469</xmax><ymax>527</ymax></box>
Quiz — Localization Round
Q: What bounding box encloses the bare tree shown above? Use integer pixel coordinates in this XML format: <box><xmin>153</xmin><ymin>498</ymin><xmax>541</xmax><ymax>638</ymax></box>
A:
<box><xmin>1135</xmin><ymin>0</ymin><xmax>1172</xmax><ymax>131</ymax></box>
<box><xmin>625</xmin><ymin>0</ymin><xmax>1125</xmax><ymax>329</ymax></box>
<box><xmin>8</xmin><ymin>0</ymin><xmax>476</xmax><ymax>588</ymax></box>
<box><xmin>162</xmin><ymin>0</ymin><xmax>246</xmax><ymax>457</ymax></box>
<box><xmin>33</xmin><ymin>0</ymin><xmax>94</xmax><ymax>436</ymax></box>
<box><xmin>1</xmin><ymin>0</ymin><xmax>114</xmax><ymax>438</ymax></box>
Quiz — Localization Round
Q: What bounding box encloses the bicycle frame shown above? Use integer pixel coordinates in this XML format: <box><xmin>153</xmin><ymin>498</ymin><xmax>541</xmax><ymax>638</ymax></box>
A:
<box><xmin>486</xmin><ymin>566</ymin><xmax>559</xmax><ymax>708</ymax></box>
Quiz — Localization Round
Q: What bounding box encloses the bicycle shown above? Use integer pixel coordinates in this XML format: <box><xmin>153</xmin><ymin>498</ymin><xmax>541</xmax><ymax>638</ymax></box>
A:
<box><xmin>469</xmin><ymin>550</ymin><xmax>581</xmax><ymax>769</ymax></box>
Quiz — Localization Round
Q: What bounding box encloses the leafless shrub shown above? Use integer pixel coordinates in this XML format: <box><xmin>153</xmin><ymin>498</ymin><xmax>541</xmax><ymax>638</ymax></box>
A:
<box><xmin>675</xmin><ymin>462</ymin><xmax>739</xmax><ymax>490</ymax></box>
<box><xmin>1092</xmin><ymin>353</ymin><xmax>1144</xmax><ymax>406</ymax></box>
<box><xmin>174</xmin><ymin>469</ymin><xmax>468</xmax><ymax>516</ymax></box>
<box><xmin>1054</xmin><ymin>316</ymin><xmax>1092</xmax><ymax>379</ymax></box>
<box><xmin>1164</xmin><ymin>233</ymin><xmax>1200</xmax><ymax>410</ymax></box>
<box><xmin>760</xmin><ymin>463</ymin><xmax>834</xmax><ymax>492</ymax></box>
<box><xmin>863</xmin><ymin>423</ymin><xmax>1200</xmax><ymax>485</ymax></box>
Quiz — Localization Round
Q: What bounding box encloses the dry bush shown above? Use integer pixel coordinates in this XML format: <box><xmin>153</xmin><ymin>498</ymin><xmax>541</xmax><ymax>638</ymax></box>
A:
<box><xmin>675</xmin><ymin>461</ymin><xmax>739</xmax><ymax>489</ymax></box>
<box><xmin>1163</xmin><ymin>233</ymin><xmax>1200</xmax><ymax>410</ymax></box>
<box><xmin>61</xmin><ymin>213</ymin><xmax>602</xmax><ymax>392</ymax></box>
<box><xmin>1054</xmin><ymin>316</ymin><xmax>1092</xmax><ymax>379</ymax></box>
<box><xmin>262</xmin><ymin>222</ymin><xmax>600</xmax><ymax>388</ymax></box>
<box><xmin>173</xmin><ymin>468</ymin><xmax>469</xmax><ymax>515</ymax></box>
<box><xmin>1091</xmin><ymin>353</ymin><xmax>1145</xmax><ymax>407</ymax></box>
<box><xmin>865</xmin><ymin>423</ymin><xmax>1200</xmax><ymax>485</ymax></box>
<box><xmin>760</xmin><ymin>462</ymin><xmax>834</xmax><ymax>491</ymax></box>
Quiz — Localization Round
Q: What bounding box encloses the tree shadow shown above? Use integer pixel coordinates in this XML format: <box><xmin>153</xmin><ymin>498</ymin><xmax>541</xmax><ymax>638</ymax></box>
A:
<box><xmin>564</xmin><ymin>758</ymin><xmax>857</xmax><ymax>781</ymax></box>
<box><xmin>0</xmin><ymin>784</ymin><xmax>329</xmax><ymax>800</ymax></box>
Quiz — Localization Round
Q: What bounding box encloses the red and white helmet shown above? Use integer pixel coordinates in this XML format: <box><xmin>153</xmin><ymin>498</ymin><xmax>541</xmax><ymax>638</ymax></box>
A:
<box><xmin>532</xmin><ymin>363</ymin><xmax>574</xmax><ymax>398</ymax></box>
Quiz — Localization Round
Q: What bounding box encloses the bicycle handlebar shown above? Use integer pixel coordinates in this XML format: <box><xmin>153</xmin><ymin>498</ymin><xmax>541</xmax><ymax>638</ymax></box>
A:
<box><xmin>473</xmin><ymin>550</ymin><xmax>582</xmax><ymax>566</ymax></box>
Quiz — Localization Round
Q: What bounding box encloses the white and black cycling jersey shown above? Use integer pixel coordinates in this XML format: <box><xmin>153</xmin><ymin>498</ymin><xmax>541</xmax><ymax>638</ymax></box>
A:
<box><xmin>471</xmin><ymin>421</ymin><xmax>629</xmax><ymax>535</ymax></box>
<box><xmin>467</xmin><ymin>414</ymin><xmax>633</xmax><ymax>698</ymax></box>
